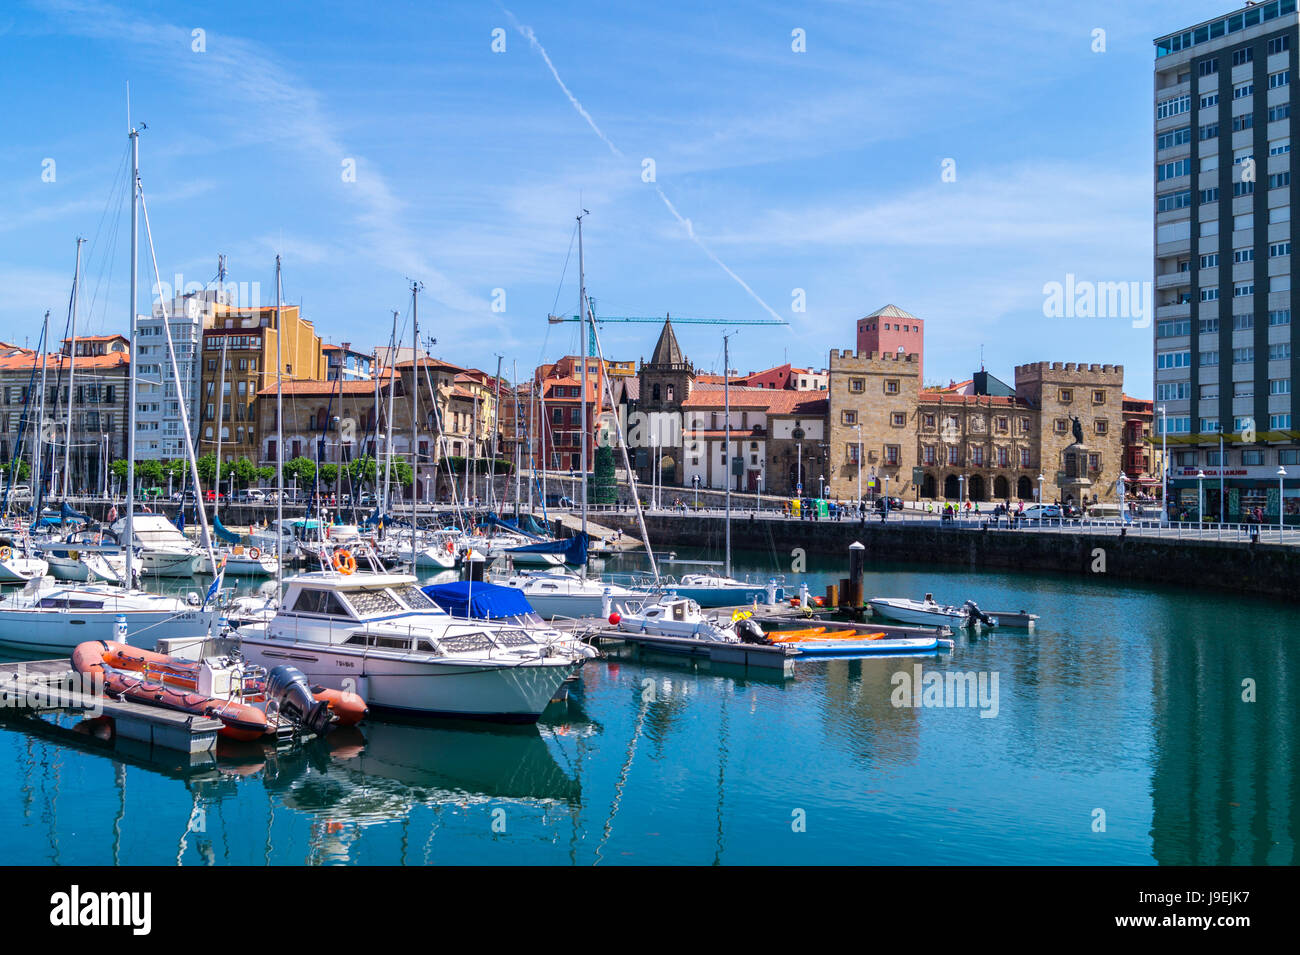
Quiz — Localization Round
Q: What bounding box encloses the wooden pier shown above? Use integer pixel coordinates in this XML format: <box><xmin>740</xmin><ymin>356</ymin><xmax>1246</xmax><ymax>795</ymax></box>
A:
<box><xmin>0</xmin><ymin>658</ymin><xmax>223</xmax><ymax>754</ymax></box>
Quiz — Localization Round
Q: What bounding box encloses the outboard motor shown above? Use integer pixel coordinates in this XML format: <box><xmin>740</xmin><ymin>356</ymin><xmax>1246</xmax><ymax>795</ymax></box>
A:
<box><xmin>734</xmin><ymin>617</ymin><xmax>772</xmax><ymax>645</ymax></box>
<box><xmin>960</xmin><ymin>600</ymin><xmax>996</xmax><ymax>629</ymax></box>
<box><xmin>264</xmin><ymin>665</ymin><xmax>335</xmax><ymax>737</ymax></box>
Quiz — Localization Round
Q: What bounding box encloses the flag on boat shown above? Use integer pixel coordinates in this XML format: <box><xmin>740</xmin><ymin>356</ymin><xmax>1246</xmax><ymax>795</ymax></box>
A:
<box><xmin>203</xmin><ymin>562</ymin><xmax>225</xmax><ymax>610</ymax></box>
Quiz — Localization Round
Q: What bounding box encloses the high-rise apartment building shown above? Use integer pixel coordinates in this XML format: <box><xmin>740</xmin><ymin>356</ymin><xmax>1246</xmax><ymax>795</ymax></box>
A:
<box><xmin>1154</xmin><ymin>1</ymin><xmax>1300</xmax><ymax>520</ymax></box>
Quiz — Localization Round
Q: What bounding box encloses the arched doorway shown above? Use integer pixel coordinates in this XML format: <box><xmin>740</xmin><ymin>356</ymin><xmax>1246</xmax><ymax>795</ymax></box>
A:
<box><xmin>969</xmin><ymin>474</ymin><xmax>986</xmax><ymax>501</ymax></box>
<box><xmin>943</xmin><ymin>474</ymin><xmax>960</xmax><ymax>499</ymax></box>
<box><xmin>661</xmin><ymin>454</ymin><xmax>676</xmax><ymax>487</ymax></box>
<box><xmin>1017</xmin><ymin>476</ymin><xmax>1033</xmax><ymax>499</ymax></box>
<box><xmin>993</xmin><ymin>475</ymin><xmax>1009</xmax><ymax>500</ymax></box>
<box><xmin>922</xmin><ymin>473</ymin><xmax>937</xmax><ymax>499</ymax></box>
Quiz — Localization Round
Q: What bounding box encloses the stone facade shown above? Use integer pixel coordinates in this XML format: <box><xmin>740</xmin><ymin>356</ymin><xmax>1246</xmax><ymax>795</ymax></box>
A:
<box><xmin>826</xmin><ymin>349</ymin><xmax>921</xmax><ymax>499</ymax></box>
<box><xmin>1015</xmin><ymin>362</ymin><xmax>1125</xmax><ymax>502</ymax></box>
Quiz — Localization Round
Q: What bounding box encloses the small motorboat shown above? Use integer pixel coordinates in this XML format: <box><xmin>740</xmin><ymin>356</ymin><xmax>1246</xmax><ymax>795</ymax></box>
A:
<box><xmin>0</xmin><ymin>538</ymin><xmax>49</xmax><ymax>583</ymax></box>
<box><xmin>71</xmin><ymin>640</ymin><xmax>367</xmax><ymax>741</ymax></box>
<box><xmin>611</xmin><ymin>594</ymin><xmax>764</xmax><ymax>644</ymax></box>
<box><xmin>868</xmin><ymin>593</ymin><xmax>996</xmax><ymax>629</ymax></box>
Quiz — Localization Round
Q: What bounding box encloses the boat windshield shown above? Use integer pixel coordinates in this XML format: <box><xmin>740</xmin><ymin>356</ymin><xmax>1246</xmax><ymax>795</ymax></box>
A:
<box><xmin>342</xmin><ymin>588</ymin><xmax>404</xmax><ymax>618</ymax></box>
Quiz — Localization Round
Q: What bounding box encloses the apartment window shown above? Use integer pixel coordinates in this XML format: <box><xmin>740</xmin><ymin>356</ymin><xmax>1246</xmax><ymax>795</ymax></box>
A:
<box><xmin>884</xmin><ymin>379</ymin><xmax>899</xmax><ymax>395</ymax></box>
<box><xmin>1233</xmin><ymin>313</ymin><xmax>1255</xmax><ymax>330</ymax></box>
<box><xmin>1091</xmin><ymin>390</ymin><xmax>1105</xmax><ymax>404</ymax></box>
<box><xmin>1156</xmin><ymin>382</ymin><xmax>1191</xmax><ymax>400</ymax></box>
<box><xmin>1199</xmin><ymin>58</ymin><xmax>1220</xmax><ymax>75</ymax></box>
<box><xmin>1233</xmin><ymin>48</ymin><xmax>1253</xmax><ymax>66</ymax></box>
<box><xmin>923</xmin><ymin>446</ymin><xmax>936</xmax><ymax>466</ymax></box>
<box><xmin>1270</xmin><ymin>173</ymin><xmax>1292</xmax><ymax>190</ymax></box>
<box><xmin>849</xmin><ymin>378</ymin><xmax>864</xmax><ymax>393</ymax></box>
<box><xmin>1159</xmin><ymin>159</ymin><xmax>1191</xmax><ymax>180</ymax></box>
<box><xmin>1054</xmin><ymin>418</ymin><xmax>1068</xmax><ymax>434</ymax></box>
<box><xmin>1059</xmin><ymin>388</ymin><xmax>1073</xmax><ymax>402</ymax></box>
<box><xmin>1159</xmin><ymin>319</ymin><xmax>1191</xmax><ymax>339</ymax></box>
<box><xmin>922</xmin><ymin>413</ymin><xmax>936</xmax><ymax>429</ymax></box>
<box><xmin>891</xmin><ymin>412</ymin><xmax>906</xmax><ymax>427</ymax></box>
<box><xmin>1234</xmin><ymin>282</ymin><xmax>1255</xmax><ymax>298</ymax></box>
<box><xmin>1271</xmin><ymin>378</ymin><xmax>1292</xmax><ymax>395</ymax></box>
<box><xmin>1198</xmin><ymin>93</ymin><xmax>1218</xmax><ymax>109</ymax></box>
<box><xmin>1271</xmin><ymin>414</ymin><xmax>1293</xmax><ymax>429</ymax></box>
<box><xmin>1270</xmin><ymin>70</ymin><xmax>1291</xmax><ymax>89</ymax></box>
<box><xmin>1233</xmin><ymin>249</ymin><xmax>1254</xmax><ymax>264</ymax></box>
<box><xmin>1270</xmin><ymin>241</ymin><xmax>1292</xmax><ymax>256</ymax></box>
<box><xmin>1158</xmin><ymin>190</ymin><xmax>1192</xmax><ymax>212</ymax></box>
<box><xmin>1233</xmin><ymin>347</ymin><xmax>1255</xmax><ymax>363</ymax></box>
<box><xmin>1200</xmin><ymin>417</ymin><xmax>1220</xmax><ymax>433</ymax></box>
<box><xmin>841</xmin><ymin>410</ymin><xmax>857</xmax><ymax>425</ymax></box>
<box><xmin>1269</xmin><ymin>309</ymin><xmax>1292</xmax><ymax>325</ymax></box>
<box><xmin>1233</xmin><ymin>82</ymin><xmax>1254</xmax><ymax>99</ymax></box>
<box><xmin>1232</xmin><ymin>114</ymin><xmax>1254</xmax><ymax>133</ymax></box>
<box><xmin>1269</xmin><ymin>35</ymin><xmax>1291</xmax><ymax>55</ymax></box>
<box><xmin>1283</xmin><ymin>450</ymin><xmax>1300</xmax><ymax>465</ymax></box>
<box><xmin>1270</xmin><ymin>343</ymin><xmax>1293</xmax><ymax>359</ymax></box>
<box><xmin>1199</xmin><ymin>123</ymin><xmax>1220</xmax><ymax>141</ymax></box>
<box><xmin>1087</xmin><ymin>453</ymin><xmax>1100</xmax><ymax>472</ymax></box>
<box><xmin>1158</xmin><ymin>127</ymin><xmax>1192</xmax><ymax>150</ymax></box>
<box><xmin>1199</xmin><ymin>350</ymin><xmax>1219</xmax><ymax>366</ymax></box>
<box><xmin>885</xmin><ymin>445</ymin><xmax>899</xmax><ymax>466</ymax></box>
<box><xmin>846</xmin><ymin>443</ymin><xmax>860</xmax><ymax>464</ymax></box>
<box><xmin>1200</xmin><ymin>287</ymin><xmax>1220</xmax><ymax>302</ymax></box>
<box><xmin>1233</xmin><ymin>180</ymin><xmax>1255</xmax><ymax>197</ymax></box>
<box><xmin>1270</xmin><ymin>138</ymin><xmax>1291</xmax><ymax>155</ymax></box>
<box><xmin>1158</xmin><ymin>351</ymin><xmax>1192</xmax><ymax>369</ymax></box>
<box><xmin>1235</xmin><ymin>382</ymin><xmax>1255</xmax><ymax>398</ymax></box>
<box><xmin>997</xmin><ymin>446</ymin><xmax>1009</xmax><ymax>468</ymax></box>
<box><xmin>1269</xmin><ymin>103</ymin><xmax>1291</xmax><ymax>122</ymax></box>
<box><xmin>971</xmin><ymin>447</ymin><xmax>984</xmax><ymax>467</ymax></box>
<box><xmin>1019</xmin><ymin>448</ymin><xmax>1030</xmax><ymax>467</ymax></box>
<box><xmin>1243</xmin><ymin>450</ymin><xmax>1265</xmax><ymax>465</ymax></box>
<box><xmin>1199</xmin><ymin>187</ymin><xmax>1220</xmax><ymax>203</ymax></box>
<box><xmin>947</xmin><ymin>446</ymin><xmax>960</xmax><ymax>465</ymax></box>
<box><xmin>1095</xmin><ymin>420</ymin><xmax>1108</xmax><ymax>435</ymax></box>
<box><xmin>995</xmin><ymin>417</ymin><xmax>1009</xmax><ymax>433</ymax></box>
<box><xmin>1199</xmin><ymin>253</ymin><xmax>1219</xmax><ymax>268</ymax></box>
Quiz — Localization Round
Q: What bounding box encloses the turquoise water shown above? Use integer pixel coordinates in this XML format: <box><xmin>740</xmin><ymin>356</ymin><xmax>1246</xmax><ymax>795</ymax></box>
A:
<box><xmin>0</xmin><ymin>552</ymin><xmax>1295</xmax><ymax>865</ymax></box>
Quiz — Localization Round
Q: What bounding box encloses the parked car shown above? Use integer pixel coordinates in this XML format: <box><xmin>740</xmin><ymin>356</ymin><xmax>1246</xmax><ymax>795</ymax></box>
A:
<box><xmin>358</xmin><ymin>491</ymin><xmax>375</xmax><ymax>506</ymax></box>
<box><xmin>9</xmin><ymin>485</ymin><xmax>31</xmax><ymax>499</ymax></box>
<box><xmin>874</xmin><ymin>496</ymin><xmax>904</xmax><ymax>512</ymax></box>
<box><xmin>1021</xmin><ymin>504</ymin><xmax>1062</xmax><ymax>522</ymax></box>
<box><xmin>203</xmin><ymin>490</ymin><xmax>226</xmax><ymax>503</ymax></box>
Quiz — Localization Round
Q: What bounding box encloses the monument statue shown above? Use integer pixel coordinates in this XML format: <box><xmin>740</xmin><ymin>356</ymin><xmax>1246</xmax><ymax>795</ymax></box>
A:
<box><xmin>1070</xmin><ymin>414</ymin><xmax>1084</xmax><ymax>445</ymax></box>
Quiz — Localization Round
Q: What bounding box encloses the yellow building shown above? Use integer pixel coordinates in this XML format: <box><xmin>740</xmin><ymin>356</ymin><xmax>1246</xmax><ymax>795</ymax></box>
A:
<box><xmin>200</xmin><ymin>303</ymin><xmax>325</xmax><ymax>465</ymax></box>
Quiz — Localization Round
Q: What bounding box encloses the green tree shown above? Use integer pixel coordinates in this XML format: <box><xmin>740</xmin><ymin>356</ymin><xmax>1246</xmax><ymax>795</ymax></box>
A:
<box><xmin>1</xmin><ymin>459</ymin><xmax>31</xmax><ymax>481</ymax></box>
<box><xmin>231</xmin><ymin>457</ymin><xmax>258</xmax><ymax>488</ymax></box>
<box><xmin>256</xmin><ymin>465</ymin><xmax>276</xmax><ymax>483</ymax></box>
<box><xmin>318</xmin><ymin>463</ymin><xmax>338</xmax><ymax>485</ymax></box>
<box><xmin>136</xmin><ymin>459</ymin><xmax>165</xmax><ymax>488</ymax></box>
<box><xmin>348</xmin><ymin>454</ymin><xmax>378</xmax><ymax>485</ymax></box>
<box><xmin>391</xmin><ymin>459</ymin><xmax>413</xmax><ymax>487</ymax></box>
<box><xmin>196</xmin><ymin>453</ymin><xmax>217</xmax><ymax>487</ymax></box>
<box><xmin>284</xmin><ymin>456</ymin><xmax>316</xmax><ymax>486</ymax></box>
<box><xmin>109</xmin><ymin>459</ymin><xmax>129</xmax><ymax>483</ymax></box>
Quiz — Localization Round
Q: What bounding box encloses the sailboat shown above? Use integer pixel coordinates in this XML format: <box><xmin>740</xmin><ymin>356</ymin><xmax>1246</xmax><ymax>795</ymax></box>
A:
<box><xmin>0</xmin><ymin>118</ymin><xmax>214</xmax><ymax>654</ymax></box>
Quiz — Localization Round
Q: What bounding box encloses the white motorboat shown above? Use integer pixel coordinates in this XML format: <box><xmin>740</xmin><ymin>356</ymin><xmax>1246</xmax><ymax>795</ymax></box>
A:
<box><xmin>110</xmin><ymin>514</ymin><xmax>201</xmax><ymax>576</ymax></box>
<box><xmin>868</xmin><ymin>594</ymin><xmax>996</xmax><ymax>629</ymax></box>
<box><xmin>670</xmin><ymin>571</ymin><xmax>784</xmax><ymax>608</ymax></box>
<box><xmin>234</xmin><ymin>555</ymin><xmax>586</xmax><ymax>722</ymax></box>
<box><xmin>198</xmin><ymin>545</ymin><xmax>279</xmax><ymax>577</ymax></box>
<box><xmin>34</xmin><ymin>531</ymin><xmax>133</xmax><ymax>584</ymax></box>
<box><xmin>0</xmin><ymin>578</ymin><xmax>208</xmax><ymax>654</ymax></box>
<box><xmin>0</xmin><ymin>537</ymin><xmax>49</xmax><ymax>583</ymax></box>
<box><xmin>612</xmin><ymin>593</ymin><xmax>751</xmax><ymax>644</ymax></box>
<box><xmin>421</xmin><ymin>579</ymin><xmax>599</xmax><ymax>661</ymax></box>
<box><xmin>498</xmin><ymin>569</ymin><xmax>652</xmax><ymax>620</ymax></box>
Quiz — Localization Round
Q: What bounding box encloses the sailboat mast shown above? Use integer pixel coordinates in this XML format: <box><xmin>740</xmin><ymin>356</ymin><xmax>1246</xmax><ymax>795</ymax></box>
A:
<box><xmin>124</xmin><ymin>123</ymin><xmax>140</xmax><ymax>585</ymax></box>
<box><xmin>577</xmin><ymin>210</ymin><xmax>588</xmax><ymax>572</ymax></box>
<box><xmin>275</xmin><ymin>256</ymin><xmax>284</xmax><ymax>594</ymax></box>
<box><xmin>32</xmin><ymin>311</ymin><xmax>49</xmax><ymax>513</ymax></box>
<box><xmin>410</xmin><ymin>281</ymin><xmax>419</xmax><ymax>570</ymax></box>
<box><xmin>63</xmin><ymin>236</ymin><xmax>84</xmax><ymax>498</ymax></box>
<box><xmin>382</xmin><ymin>310</ymin><xmax>398</xmax><ymax>518</ymax></box>
<box><xmin>723</xmin><ymin>332</ymin><xmax>731</xmax><ymax>579</ymax></box>
<box><xmin>492</xmin><ymin>354</ymin><xmax>502</xmax><ymax>510</ymax></box>
<box><xmin>213</xmin><ymin>332</ymin><xmax>228</xmax><ymax>516</ymax></box>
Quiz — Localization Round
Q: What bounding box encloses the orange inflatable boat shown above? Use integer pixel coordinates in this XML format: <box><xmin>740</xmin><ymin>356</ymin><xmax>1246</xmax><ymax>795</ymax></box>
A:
<box><xmin>71</xmin><ymin>641</ymin><xmax>367</xmax><ymax>741</ymax></box>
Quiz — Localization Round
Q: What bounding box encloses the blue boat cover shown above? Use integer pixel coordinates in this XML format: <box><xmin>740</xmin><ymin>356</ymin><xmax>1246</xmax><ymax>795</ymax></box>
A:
<box><xmin>423</xmin><ymin>581</ymin><xmax>535</xmax><ymax>619</ymax></box>
<box><xmin>477</xmin><ymin>512</ymin><xmax>544</xmax><ymax>541</ymax></box>
<box><xmin>60</xmin><ymin>501</ymin><xmax>91</xmax><ymax>523</ymax></box>
<box><xmin>506</xmin><ymin>533</ymin><xmax>587</xmax><ymax>566</ymax></box>
<box><xmin>213</xmin><ymin>513</ymin><xmax>242</xmax><ymax>544</ymax></box>
<box><xmin>519</xmin><ymin>514</ymin><xmax>550</xmax><ymax>537</ymax></box>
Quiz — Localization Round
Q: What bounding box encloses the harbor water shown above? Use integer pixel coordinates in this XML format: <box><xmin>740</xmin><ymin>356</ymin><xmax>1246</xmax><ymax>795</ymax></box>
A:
<box><xmin>0</xmin><ymin>550</ymin><xmax>1294</xmax><ymax>865</ymax></box>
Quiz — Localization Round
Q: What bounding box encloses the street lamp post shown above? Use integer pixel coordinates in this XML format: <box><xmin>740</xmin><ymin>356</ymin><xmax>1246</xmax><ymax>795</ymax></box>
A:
<box><xmin>1158</xmin><ymin>404</ymin><xmax>1168</xmax><ymax>524</ymax></box>
<box><xmin>883</xmin><ymin>474</ymin><xmax>890</xmax><ymax>517</ymax></box>
<box><xmin>1197</xmin><ymin>469</ymin><xmax>1206</xmax><ymax>532</ymax></box>
<box><xmin>959</xmin><ymin>473</ymin><xmax>966</xmax><ymax>515</ymax></box>
<box><xmin>1118</xmin><ymin>471</ymin><xmax>1127</xmax><ymax>523</ymax></box>
<box><xmin>1279</xmin><ymin>467</ymin><xmax>1288</xmax><ymax>538</ymax></box>
<box><xmin>1218</xmin><ymin>425</ymin><xmax>1225</xmax><ymax>524</ymax></box>
<box><xmin>1037</xmin><ymin>472</ymin><xmax>1044</xmax><ymax>505</ymax></box>
<box><xmin>853</xmin><ymin>424</ymin><xmax>862</xmax><ymax>504</ymax></box>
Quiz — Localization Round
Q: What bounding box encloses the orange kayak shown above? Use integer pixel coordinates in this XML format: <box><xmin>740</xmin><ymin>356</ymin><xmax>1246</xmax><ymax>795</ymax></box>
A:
<box><xmin>766</xmin><ymin>629</ymin><xmax>886</xmax><ymax>644</ymax></box>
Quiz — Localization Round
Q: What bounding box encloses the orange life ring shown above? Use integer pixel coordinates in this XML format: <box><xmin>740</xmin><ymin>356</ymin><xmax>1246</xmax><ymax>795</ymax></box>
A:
<box><xmin>333</xmin><ymin>549</ymin><xmax>357</xmax><ymax>575</ymax></box>
<box><xmin>444</xmin><ymin>540</ymin><xmax>454</xmax><ymax>554</ymax></box>
<box><xmin>249</xmin><ymin>547</ymin><xmax>261</xmax><ymax>560</ymax></box>
<box><xmin>0</xmin><ymin>546</ymin><xmax>11</xmax><ymax>561</ymax></box>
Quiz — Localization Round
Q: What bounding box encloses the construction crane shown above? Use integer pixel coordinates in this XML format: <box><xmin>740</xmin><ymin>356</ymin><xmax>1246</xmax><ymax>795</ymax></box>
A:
<box><xmin>547</xmin><ymin>309</ymin><xmax>787</xmax><ymax>354</ymax></box>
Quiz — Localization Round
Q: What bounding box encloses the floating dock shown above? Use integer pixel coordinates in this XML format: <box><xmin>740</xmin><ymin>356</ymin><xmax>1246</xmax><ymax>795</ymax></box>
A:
<box><xmin>0</xmin><ymin>658</ymin><xmax>223</xmax><ymax>754</ymax></box>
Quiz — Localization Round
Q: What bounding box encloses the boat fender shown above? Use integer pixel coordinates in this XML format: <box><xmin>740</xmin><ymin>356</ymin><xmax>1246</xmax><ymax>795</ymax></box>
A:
<box><xmin>608</xmin><ymin>612</ymin><xmax>621</xmax><ymax>625</ymax></box>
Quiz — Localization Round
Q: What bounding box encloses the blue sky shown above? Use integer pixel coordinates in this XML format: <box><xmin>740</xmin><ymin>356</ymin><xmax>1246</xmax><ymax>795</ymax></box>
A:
<box><xmin>0</xmin><ymin>1</ymin><xmax>1239</xmax><ymax>396</ymax></box>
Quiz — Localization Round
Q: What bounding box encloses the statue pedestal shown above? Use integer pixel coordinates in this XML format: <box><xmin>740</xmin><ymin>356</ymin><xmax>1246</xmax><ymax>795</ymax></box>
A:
<box><xmin>1060</xmin><ymin>442</ymin><xmax>1092</xmax><ymax>505</ymax></box>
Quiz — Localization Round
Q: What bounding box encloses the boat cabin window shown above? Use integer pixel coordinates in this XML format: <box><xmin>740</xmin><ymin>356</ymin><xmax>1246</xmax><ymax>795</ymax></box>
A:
<box><xmin>343</xmin><ymin>633</ymin><xmax>413</xmax><ymax>651</ymax></box>
<box><xmin>673</xmin><ymin>603</ymin><xmax>686</xmax><ymax>621</ymax></box>
<box><xmin>394</xmin><ymin>585</ymin><xmax>435</xmax><ymax>610</ymax></box>
<box><xmin>416</xmin><ymin>638</ymin><xmax>435</xmax><ymax>653</ymax></box>
<box><xmin>439</xmin><ymin>632</ymin><xmax>496</xmax><ymax>653</ymax></box>
<box><xmin>345</xmin><ymin>588</ymin><xmax>403</xmax><ymax>617</ymax></box>
<box><xmin>291</xmin><ymin>588</ymin><xmax>351</xmax><ymax>616</ymax></box>
<box><xmin>38</xmin><ymin>596</ymin><xmax>106</xmax><ymax>610</ymax></box>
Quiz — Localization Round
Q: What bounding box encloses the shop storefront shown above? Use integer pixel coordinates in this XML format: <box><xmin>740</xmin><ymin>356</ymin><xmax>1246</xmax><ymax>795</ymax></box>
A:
<box><xmin>1170</xmin><ymin>466</ymin><xmax>1299</xmax><ymax>522</ymax></box>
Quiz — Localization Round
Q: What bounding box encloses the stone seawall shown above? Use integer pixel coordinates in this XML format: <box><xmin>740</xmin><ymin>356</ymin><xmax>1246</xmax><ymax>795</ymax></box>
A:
<box><xmin>595</xmin><ymin>513</ymin><xmax>1300</xmax><ymax>599</ymax></box>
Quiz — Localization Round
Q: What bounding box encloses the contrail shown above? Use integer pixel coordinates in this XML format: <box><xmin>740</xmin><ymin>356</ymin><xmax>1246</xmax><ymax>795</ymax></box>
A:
<box><xmin>654</xmin><ymin>187</ymin><xmax>785</xmax><ymax>322</ymax></box>
<box><xmin>504</xmin><ymin>8</ymin><xmax>786</xmax><ymax>324</ymax></box>
<box><xmin>506</xmin><ymin>10</ymin><xmax>623</xmax><ymax>158</ymax></box>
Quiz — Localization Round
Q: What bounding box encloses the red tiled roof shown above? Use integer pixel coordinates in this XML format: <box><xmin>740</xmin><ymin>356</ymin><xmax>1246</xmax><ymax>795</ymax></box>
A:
<box><xmin>0</xmin><ymin>351</ymin><xmax>129</xmax><ymax>371</ymax></box>
<box><xmin>682</xmin><ymin>384</ymin><xmax>826</xmax><ymax>416</ymax></box>
<box><xmin>256</xmin><ymin>379</ymin><xmax>379</xmax><ymax>396</ymax></box>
